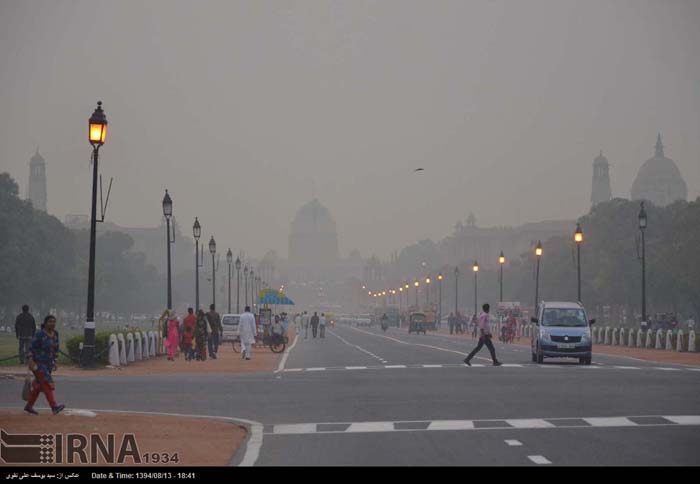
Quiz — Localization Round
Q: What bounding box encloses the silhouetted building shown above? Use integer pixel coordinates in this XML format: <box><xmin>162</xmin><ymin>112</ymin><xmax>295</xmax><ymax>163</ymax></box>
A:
<box><xmin>631</xmin><ymin>134</ymin><xmax>687</xmax><ymax>206</ymax></box>
<box><xmin>591</xmin><ymin>151</ymin><xmax>612</xmax><ymax>206</ymax></box>
<box><xmin>27</xmin><ymin>149</ymin><xmax>47</xmax><ymax>212</ymax></box>
<box><xmin>288</xmin><ymin>199</ymin><xmax>339</xmax><ymax>281</ymax></box>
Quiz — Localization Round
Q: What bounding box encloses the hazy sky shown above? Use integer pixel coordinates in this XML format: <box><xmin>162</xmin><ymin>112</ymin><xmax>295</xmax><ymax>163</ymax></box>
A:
<box><xmin>1</xmin><ymin>0</ymin><xmax>698</xmax><ymax>259</ymax></box>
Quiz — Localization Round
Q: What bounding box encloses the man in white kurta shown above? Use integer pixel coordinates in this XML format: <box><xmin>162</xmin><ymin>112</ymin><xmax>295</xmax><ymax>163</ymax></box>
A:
<box><xmin>239</xmin><ymin>306</ymin><xmax>257</xmax><ymax>360</ymax></box>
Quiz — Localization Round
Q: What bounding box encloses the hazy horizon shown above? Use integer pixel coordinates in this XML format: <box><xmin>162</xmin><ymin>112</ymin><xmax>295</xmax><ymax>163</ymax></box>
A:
<box><xmin>1</xmin><ymin>0</ymin><xmax>698</xmax><ymax>260</ymax></box>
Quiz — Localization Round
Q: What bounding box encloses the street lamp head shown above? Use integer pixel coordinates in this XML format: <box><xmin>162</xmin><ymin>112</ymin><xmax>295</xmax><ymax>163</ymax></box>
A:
<box><xmin>226</xmin><ymin>248</ymin><xmax>233</xmax><ymax>264</ymax></box>
<box><xmin>574</xmin><ymin>224</ymin><xmax>583</xmax><ymax>244</ymax></box>
<box><xmin>454</xmin><ymin>266</ymin><xmax>459</xmax><ymax>276</ymax></box>
<box><xmin>399</xmin><ymin>287</ymin><xmax>403</xmax><ymax>292</ymax></box>
<box><xmin>426</xmin><ymin>277</ymin><xmax>431</xmax><ymax>284</ymax></box>
<box><xmin>638</xmin><ymin>201</ymin><xmax>647</xmax><ymax>230</ymax></box>
<box><xmin>192</xmin><ymin>217</ymin><xmax>201</xmax><ymax>240</ymax></box>
<box><xmin>208</xmin><ymin>236</ymin><xmax>216</xmax><ymax>255</ymax></box>
<box><xmin>88</xmin><ymin>101</ymin><xmax>107</xmax><ymax>147</ymax></box>
<box><xmin>235</xmin><ymin>257</ymin><xmax>241</xmax><ymax>270</ymax></box>
<box><xmin>250</xmin><ymin>269</ymin><xmax>255</xmax><ymax>278</ymax></box>
<box><xmin>438</xmin><ymin>273</ymin><xmax>443</xmax><ymax>281</ymax></box>
<box><xmin>368</xmin><ymin>291</ymin><xmax>372</xmax><ymax>296</ymax></box>
<box><xmin>499</xmin><ymin>251</ymin><xmax>506</xmax><ymax>265</ymax></box>
<box><xmin>244</xmin><ymin>265</ymin><xmax>248</xmax><ymax>275</ymax></box>
<box><xmin>162</xmin><ymin>189</ymin><xmax>173</xmax><ymax>218</ymax></box>
<box><xmin>473</xmin><ymin>261</ymin><xmax>479</xmax><ymax>272</ymax></box>
<box><xmin>414</xmin><ymin>280</ymin><xmax>420</xmax><ymax>287</ymax></box>
<box><xmin>535</xmin><ymin>241</ymin><xmax>543</xmax><ymax>257</ymax></box>
<box><xmin>405</xmin><ymin>283</ymin><xmax>409</xmax><ymax>289</ymax></box>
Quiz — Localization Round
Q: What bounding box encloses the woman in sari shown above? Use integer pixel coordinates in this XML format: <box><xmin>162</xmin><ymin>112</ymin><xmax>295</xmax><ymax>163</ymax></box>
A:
<box><xmin>194</xmin><ymin>309</ymin><xmax>210</xmax><ymax>361</ymax></box>
<box><xmin>164</xmin><ymin>310</ymin><xmax>180</xmax><ymax>361</ymax></box>
<box><xmin>24</xmin><ymin>315</ymin><xmax>64</xmax><ymax>415</ymax></box>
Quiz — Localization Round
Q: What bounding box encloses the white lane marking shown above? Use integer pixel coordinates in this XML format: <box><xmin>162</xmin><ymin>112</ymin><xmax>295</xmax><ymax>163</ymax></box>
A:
<box><xmin>346</xmin><ymin>366</ymin><xmax>368</xmax><ymax>370</ymax></box>
<box><xmin>330</xmin><ymin>330</ymin><xmax>388</xmax><ymax>364</ymax></box>
<box><xmin>502</xmin><ymin>364</ymin><xmax>524</xmax><ymax>367</ymax></box>
<box><xmin>654</xmin><ymin>367</ymin><xmax>680</xmax><ymax>371</ymax></box>
<box><xmin>275</xmin><ymin>333</ymin><xmax>300</xmax><ymax>373</ymax></box>
<box><xmin>688</xmin><ymin>368</ymin><xmax>700</xmax><ymax>372</ymax></box>
<box><xmin>346</xmin><ymin>326</ymin><xmax>492</xmax><ymax>362</ymax></box>
<box><xmin>306</xmin><ymin>367</ymin><xmax>326</xmax><ymax>371</ymax></box>
<box><xmin>584</xmin><ymin>417</ymin><xmax>636</xmax><ymax>427</ymax></box>
<box><xmin>347</xmin><ymin>422</ymin><xmax>395</xmax><ymax>433</ymax></box>
<box><xmin>505</xmin><ymin>439</ymin><xmax>523</xmax><ymax>446</ymax></box>
<box><xmin>274</xmin><ymin>424</ymin><xmax>318</xmax><ymax>435</ymax></box>
<box><xmin>264</xmin><ymin>415</ymin><xmax>700</xmax><ymax>436</ymax></box>
<box><xmin>662</xmin><ymin>415</ymin><xmax>700</xmax><ymax>425</ymax></box>
<box><xmin>528</xmin><ymin>455</ymin><xmax>552</xmax><ymax>465</ymax></box>
<box><xmin>428</xmin><ymin>420</ymin><xmax>475</xmax><ymax>430</ymax></box>
<box><xmin>384</xmin><ymin>365</ymin><xmax>407</xmax><ymax>369</ymax></box>
<box><xmin>613</xmin><ymin>366</ymin><xmax>641</xmax><ymax>370</ymax></box>
<box><xmin>422</xmin><ymin>364</ymin><xmax>443</xmax><ymax>368</ymax></box>
<box><xmin>282</xmin><ymin>368</ymin><xmax>303</xmax><ymax>372</ymax></box>
<box><xmin>506</xmin><ymin>419</ymin><xmax>555</xmax><ymax>429</ymax></box>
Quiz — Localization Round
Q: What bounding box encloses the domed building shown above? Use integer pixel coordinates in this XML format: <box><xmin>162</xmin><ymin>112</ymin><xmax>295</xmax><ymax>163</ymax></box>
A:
<box><xmin>288</xmin><ymin>199</ymin><xmax>339</xmax><ymax>280</ymax></box>
<box><xmin>630</xmin><ymin>134</ymin><xmax>687</xmax><ymax>206</ymax></box>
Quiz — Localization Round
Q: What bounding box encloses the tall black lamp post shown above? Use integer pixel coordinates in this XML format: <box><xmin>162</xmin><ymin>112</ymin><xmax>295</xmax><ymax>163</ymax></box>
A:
<box><xmin>414</xmin><ymin>280</ymin><xmax>419</xmax><ymax>308</ymax></box>
<box><xmin>227</xmin><ymin>249</ymin><xmax>233</xmax><ymax>313</ymax></box>
<box><xmin>574</xmin><ymin>224</ymin><xmax>583</xmax><ymax>302</ymax></box>
<box><xmin>472</xmin><ymin>261</ymin><xmax>479</xmax><ymax>317</ymax></box>
<box><xmin>638</xmin><ymin>202</ymin><xmax>647</xmax><ymax>325</ymax></box>
<box><xmin>534</xmin><ymin>241</ymin><xmax>543</xmax><ymax>311</ymax></box>
<box><xmin>437</xmin><ymin>273</ymin><xmax>443</xmax><ymax>325</ymax></box>
<box><xmin>425</xmin><ymin>276</ymin><xmax>431</xmax><ymax>307</ymax></box>
<box><xmin>498</xmin><ymin>251</ymin><xmax>506</xmax><ymax>302</ymax></box>
<box><xmin>83</xmin><ymin>101</ymin><xmax>108</xmax><ymax>368</ymax></box>
<box><xmin>209</xmin><ymin>236</ymin><xmax>217</xmax><ymax>307</ymax></box>
<box><xmin>235</xmin><ymin>257</ymin><xmax>241</xmax><ymax>313</ymax></box>
<box><xmin>193</xmin><ymin>218</ymin><xmax>203</xmax><ymax>310</ymax></box>
<box><xmin>454</xmin><ymin>267</ymin><xmax>459</xmax><ymax>315</ymax></box>
<box><xmin>244</xmin><ymin>265</ymin><xmax>249</xmax><ymax>308</ymax></box>
<box><xmin>162</xmin><ymin>190</ymin><xmax>174</xmax><ymax>310</ymax></box>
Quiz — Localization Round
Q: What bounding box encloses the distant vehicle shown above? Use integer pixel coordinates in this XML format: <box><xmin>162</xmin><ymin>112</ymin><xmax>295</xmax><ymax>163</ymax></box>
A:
<box><xmin>408</xmin><ymin>312</ymin><xmax>427</xmax><ymax>335</ymax></box>
<box><xmin>531</xmin><ymin>301</ymin><xmax>595</xmax><ymax>365</ymax></box>
<box><xmin>374</xmin><ymin>306</ymin><xmax>400</xmax><ymax>327</ymax></box>
<box><xmin>221</xmin><ymin>314</ymin><xmax>241</xmax><ymax>352</ymax></box>
<box><xmin>355</xmin><ymin>314</ymin><xmax>372</xmax><ymax>327</ymax></box>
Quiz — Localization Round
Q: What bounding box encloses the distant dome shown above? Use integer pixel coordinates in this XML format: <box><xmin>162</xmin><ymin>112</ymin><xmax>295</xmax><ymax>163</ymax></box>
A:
<box><xmin>631</xmin><ymin>134</ymin><xmax>687</xmax><ymax>207</ymax></box>
<box><xmin>288</xmin><ymin>199</ymin><xmax>339</xmax><ymax>270</ymax></box>
<box><xmin>30</xmin><ymin>150</ymin><xmax>45</xmax><ymax>165</ymax></box>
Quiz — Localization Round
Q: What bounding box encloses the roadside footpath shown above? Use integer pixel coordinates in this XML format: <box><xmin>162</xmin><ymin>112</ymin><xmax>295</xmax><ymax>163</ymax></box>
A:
<box><xmin>0</xmin><ymin>410</ymin><xmax>246</xmax><ymax>466</ymax></box>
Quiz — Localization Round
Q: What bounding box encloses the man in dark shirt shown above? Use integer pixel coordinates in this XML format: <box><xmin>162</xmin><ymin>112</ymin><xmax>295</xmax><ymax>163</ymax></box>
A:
<box><xmin>206</xmin><ymin>304</ymin><xmax>222</xmax><ymax>359</ymax></box>
<box><xmin>15</xmin><ymin>305</ymin><xmax>36</xmax><ymax>364</ymax></box>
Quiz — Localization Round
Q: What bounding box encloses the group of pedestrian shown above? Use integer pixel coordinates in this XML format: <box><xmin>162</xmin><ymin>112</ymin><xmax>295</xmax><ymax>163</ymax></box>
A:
<box><xmin>447</xmin><ymin>312</ymin><xmax>469</xmax><ymax>335</ymax></box>
<box><xmin>297</xmin><ymin>311</ymin><xmax>327</xmax><ymax>339</ymax></box>
<box><xmin>160</xmin><ymin>304</ymin><xmax>223</xmax><ymax>362</ymax></box>
<box><xmin>14</xmin><ymin>306</ymin><xmax>65</xmax><ymax>416</ymax></box>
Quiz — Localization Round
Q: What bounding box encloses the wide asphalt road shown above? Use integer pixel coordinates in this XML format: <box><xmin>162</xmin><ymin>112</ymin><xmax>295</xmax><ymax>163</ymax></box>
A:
<box><xmin>1</xmin><ymin>323</ymin><xmax>699</xmax><ymax>466</ymax></box>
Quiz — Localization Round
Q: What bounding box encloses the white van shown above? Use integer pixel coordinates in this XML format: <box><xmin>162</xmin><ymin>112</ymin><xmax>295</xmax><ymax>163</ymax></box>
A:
<box><xmin>221</xmin><ymin>314</ymin><xmax>241</xmax><ymax>342</ymax></box>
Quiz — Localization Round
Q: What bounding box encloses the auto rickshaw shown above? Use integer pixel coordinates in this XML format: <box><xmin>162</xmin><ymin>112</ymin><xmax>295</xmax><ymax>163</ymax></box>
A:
<box><xmin>408</xmin><ymin>312</ymin><xmax>427</xmax><ymax>335</ymax></box>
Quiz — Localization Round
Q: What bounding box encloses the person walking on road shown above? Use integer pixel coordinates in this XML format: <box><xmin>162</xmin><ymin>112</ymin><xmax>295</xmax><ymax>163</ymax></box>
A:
<box><xmin>464</xmin><ymin>304</ymin><xmax>502</xmax><ymax>366</ymax></box>
<box><xmin>448</xmin><ymin>312</ymin><xmax>455</xmax><ymax>335</ymax></box>
<box><xmin>165</xmin><ymin>310</ymin><xmax>180</xmax><ymax>361</ymax></box>
<box><xmin>239</xmin><ymin>306</ymin><xmax>257</xmax><ymax>360</ymax></box>
<box><xmin>24</xmin><ymin>315</ymin><xmax>65</xmax><ymax>415</ymax></box>
<box><xmin>310</xmin><ymin>312</ymin><xmax>320</xmax><ymax>339</ymax></box>
<box><xmin>15</xmin><ymin>305</ymin><xmax>36</xmax><ymax>365</ymax></box>
<box><xmin>182</xmin><ymin>308</ymin><xmax>196</xmax><ymax>361</ymax></box>
<box><xmin>194</xmin><ymin>309</ymin><xmax>210</xmax><ymax>361</ymax></box>
<box><xmin>303</xmin><ymin>311</ymin><xmax>310</xmax><ymax>339</ymax></box>
<box><xmin>319</xmin><ymin>313</ymin><xmax>327</xmax><ymax>338</ymax></box>
<box><xmin>206</xmin><ymin>305</ymin><xmax>222</xmax><ymax>359</ymax></box>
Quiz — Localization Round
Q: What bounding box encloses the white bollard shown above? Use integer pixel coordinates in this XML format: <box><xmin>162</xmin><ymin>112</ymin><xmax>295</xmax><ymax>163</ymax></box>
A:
<box><xmin>676</xmin><ymin>330</ymin><xmax>684</xmax><ymax>353</ymax></box>
<box><xmin>627</xmin><ymin>329</ymin><xmax>635</xmax><ymax>347</ymax></box>
<box><xmin>134</xmin><ymin>332</ymin><xmax>142</xmax><ymax>361</ymax></box>
<box><xmin>689</xmin><ymin>331</ymin><xmax>696</xmax><ymax>352</ymax></box>
<box><xmin>618</xmin><ymin>328</ymin><xmax>624</xmax><ymax>346</ymax></box>
<box><xmin>646</xmin><ymin>329</ymin><xmax>654</xmax><ymax>349</ymax></box>
<box><xmin>636</xmin><ymin>328</ymin><xmax>643</xmax><ymax>347</ymax></box>
<box><xmin>604</xmin><ymin>327</ymin><xmax>611</xmax><ymax>345</ymax></box>
<box><xmin>158</xmin><ymin>330</ymin><xmax>164</xmax><ymax>355</ymax></box>
<box><xmin>108</xmin><ymin>334</ymin><xmax>120</xmax><ymax>367</ymax></box>
<box><xmin>117</xmin><ymin>334</ymin><xmax>127</xmax><ymax>366</ymax></box>
<box><xmin>126</xmin><ymin>333</ymin><xmax>135</xmax><ymax>362</ymax></box>
<box><xmin>655</xmin><ymin>329</ymin><xmax>664</xmax><ymax>349</ymax></box>
<box><xmin>147</xmin><ymin>331</ymin><xmax>155</xmax><ymax>357</ymax></box>
<box><xmin>665</xmin><ymin>330</ymin><xmax>674</xmax><ymax>351</ymax></box>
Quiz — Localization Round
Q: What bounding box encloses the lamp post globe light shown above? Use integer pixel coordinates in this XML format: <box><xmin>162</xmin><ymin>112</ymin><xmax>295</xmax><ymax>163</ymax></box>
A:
<box><xmin>209</xmin><ymin>236</ymin><xmax>217</xmax><ymax>307</ymax></box>
<box><xmin>498</xmin><ymin>251</ymin><xmax>506</xmax><ymax>303</ymax></box>
<box><xmin>193</xmin><ymin>218</ymin><xmax>203</xmax><ymax>311</ymax></box>
<box><xmin>638</xmin><ymin>202</ymin><xmax>648</xmax><ymax>325</ymax></box>
<box><xmin>162</xmin><ymin>189</ymin><xmax>174</xmax><ymax>311</ymax></box>
<box><xmin>534</xmin><ymin>240</ymin><xmax>543</xmax><ymax>312</ymax></box>
<box><xmin>83</xmin><ymin>101</ymin><xmax>108</xmax><ymax>368</ymax></box>
<box><xmin>472</xmin><ymin>261</ymin><xmax>479</xmax><ymax>317</ymax></box>
<box><xmin>574</xmin><ymin>224</ymin><xmax>583</xmax><ymax>302</ymax></box>
<box><xmin>227</xmin><ymin>249</ymin><xmax>233</xmax><ymax>314</ymax></box>
<box><xmin>235</xmin><ymin>257</ymin><xmax>241</xmax><ymax>313</ymax></box>
<box><xmin>244</xmin><ymin>265</ymin><xmax>249</xmax><ymax>308</ymax></box>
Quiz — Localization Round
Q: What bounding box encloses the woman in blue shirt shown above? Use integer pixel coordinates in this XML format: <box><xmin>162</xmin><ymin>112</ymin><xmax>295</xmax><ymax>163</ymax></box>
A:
<box><xmin>24</xmin><ymin>315</ymin><xmax>65</xmax><ymax>415</ymax></box>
